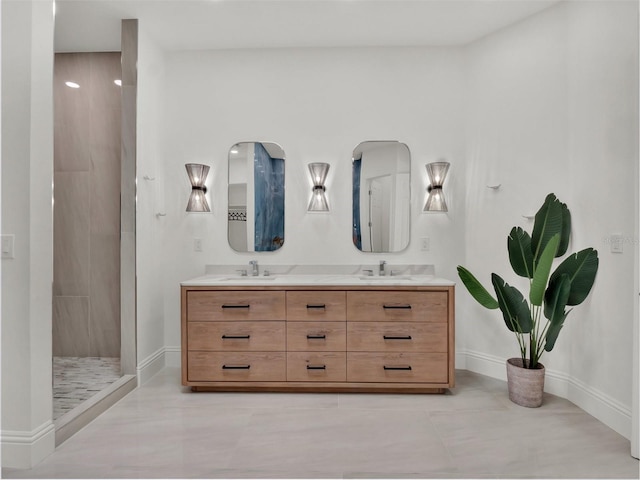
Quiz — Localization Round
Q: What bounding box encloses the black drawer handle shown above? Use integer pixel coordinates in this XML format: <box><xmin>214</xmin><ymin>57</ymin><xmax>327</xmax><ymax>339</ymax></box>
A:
<box><xmin>383</xmin><ymin>335</ymin><xmax>412</xmax><ymax>340</ymax></box>
<box><xmin>221</xmin><ymin>334</ymin><xmax>251</xmax><ymax>339</ymax></box>
<box><xmin>383</xmin><ymin>304</ymin><xmax>412</xmax><ymax>310</ymax></box>
<box><xmin>383</xmin><ymin>365</ymin><xmax>412</xmax><ymax>371</ymax></box>
<box><xmin>306</xmin><ymin>334</ymin><xmax>327</xmax><ymax>339</ymax></box>
<box><xmin>222</xmin><ymin>304</ymin><xmax>250</xmax><ymax>309</ymax></box>
<box><xmin>306</xmin><ymin>365</ymin><xmax>327</xmax><ymax>370</ymax></box>
<box><xmin>222</xmin><ymin>364</ymin><xmax>251</xmax><ymax>370</ymax></box>
<box><xmin>306</xmin><ymin>304</ymin><xmax>326</xmax><ymax>309</ymax></box>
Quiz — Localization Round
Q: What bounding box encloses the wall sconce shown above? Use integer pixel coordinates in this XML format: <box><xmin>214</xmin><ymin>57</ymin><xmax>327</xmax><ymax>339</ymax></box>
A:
<box><xmin>424</xmin><ymin>161</ymin><xmax>450</xmax><ymax>212</ymax></box>
<box><xmin>307</xmin><ymin>162</ymin><xmax>330</xmax><ymax>212</ymax></box>
<box><xmin>185</xmin><ymin>163</ymin><xmax>210</xmax><ymax>212</ymax></box>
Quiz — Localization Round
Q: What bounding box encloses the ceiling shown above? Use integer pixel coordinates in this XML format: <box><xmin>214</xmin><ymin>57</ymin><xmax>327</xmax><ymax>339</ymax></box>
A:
<box><xmin>54</xmin><ymin>0</ymin><xmax>561</xmax><ymax>53</ymax></box>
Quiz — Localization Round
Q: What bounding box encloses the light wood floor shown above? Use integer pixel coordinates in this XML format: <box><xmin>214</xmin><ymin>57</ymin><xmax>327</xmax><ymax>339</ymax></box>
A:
<box><xmin>4</xmin><ymin>368</ymin><xmax>638</xmax><ymax>479</ymax></box>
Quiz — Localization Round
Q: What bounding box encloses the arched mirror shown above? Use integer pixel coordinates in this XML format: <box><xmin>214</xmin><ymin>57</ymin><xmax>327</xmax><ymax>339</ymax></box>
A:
<box><xmin>228</xmin><ymin>142</ymin><xmax>285</xmax><ymax>252</ymax></box>
<box><xmin>352</xmin><ymin>141</ymin><xmax>410</xmax><ymax>253</ymax></box>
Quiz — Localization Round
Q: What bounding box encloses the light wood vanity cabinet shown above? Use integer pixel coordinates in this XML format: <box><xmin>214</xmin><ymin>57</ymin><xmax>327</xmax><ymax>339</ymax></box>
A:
<box><xmin>182</xmin><ymin>285</ymin><xmax>454</xmax><ymax>392</ymax></box>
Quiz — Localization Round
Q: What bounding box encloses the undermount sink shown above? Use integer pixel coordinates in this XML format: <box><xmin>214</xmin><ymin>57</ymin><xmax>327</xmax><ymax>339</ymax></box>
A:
<box><xmin>358</xmin><ymin>276</ymin><xmax>413</xmax><ymax>281</ymax></box>
<box><xmin>221</xmin><ymin>276</ymin><xmax>277</xmax><ymax>281</ymax></box>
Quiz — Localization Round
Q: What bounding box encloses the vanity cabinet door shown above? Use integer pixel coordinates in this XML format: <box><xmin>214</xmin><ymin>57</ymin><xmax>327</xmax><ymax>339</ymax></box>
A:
<box><xmin>347</xmin><ymin>322</ymin><xmax>447</xmax><ymax>353</ymax></box>
<box><xmin>347</xmin><ymin>291</ymin><xmax>448</xmax><ymax>322</ymax></box>
<box><xmin>188</xmin><ymin>321</ymin><xmax>285</xmax><ymax>351</ymax></box>
<box><xmin>286</xmin><ymin>352</ymin><xmax>346</xmax><ymax>382</ymax></box>
<box><xmin>346</xmin><ymin>353</ymin><xmax>448</xmax><ymax>383</ymax></box>
<box><xmin>188</xmin><ymin>352</ymin><xmax>286</xmax><ymax>382</ymax></box>
<box><xmin>287</xmin><ymin>322</ymin><xmax>346</xmax><ymax>351</ymax></box>
<box><xmin>286</xmin><ymin>291</ymin><xmax>346</xmax><ymax>321</ymax></box>
<box><xmin>187</xmin><ymin>291</ymin><xmax>286</xmax><ymax>321</ymax></box>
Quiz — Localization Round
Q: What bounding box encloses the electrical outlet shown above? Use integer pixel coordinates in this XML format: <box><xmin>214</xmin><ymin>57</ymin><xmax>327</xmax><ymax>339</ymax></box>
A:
<box><xmin>610</xmin><ymin>234</ymin><xmax>623</xmax><ymax>253</ymax></box>
<box><xmin>194</xmin><ymin>238</ymin><xmax>203</xmax><ymax>252</ymax></box>
<box><xmin>420</xmin><ymin>237</ymin><xmax>430</xmax><ymax>252</ymax></box>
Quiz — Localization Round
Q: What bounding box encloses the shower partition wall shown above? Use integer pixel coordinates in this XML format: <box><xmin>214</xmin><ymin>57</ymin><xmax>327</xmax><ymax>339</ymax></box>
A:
<box><xmin>52</xmin><ymin>52</ymin><xmax>122</xmax><ymax>425</ymax></box>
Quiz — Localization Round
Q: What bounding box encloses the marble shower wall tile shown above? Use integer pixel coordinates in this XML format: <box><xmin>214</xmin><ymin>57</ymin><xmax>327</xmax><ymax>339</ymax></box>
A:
<box><xmin>53</xmin><ymin>171</ymin><xmax>90</xmax><ymax>296</ymax></box>
<box><xmin>121</xmin><ymin>20</ymin><xmax>138</xmax><ymax>87</ymax></box>
<box><xmin>52</xmin><ymin>296</ymin><xmax>90</xmax><ymax>356</ymax></box>
<box><xmin>90</xmin><ymin>234</ymin><xmax>121</xmax><ymax>357</ymax></box>
<box><xmin>90</xmin><ymin>147</ymin><xmax>121</xmax><ymax>235</ymax></box>
<box><xmin>90</xmin><ymin>52</ymin><xmax>121</xmax><ymax>151</ymax></box>
<box><xmin>119</xmin><ymin>20</ymin><xmax>138</xmax><ymax>375</ymax></box>
<box><xmin>54</xmin><ymin>53</ymin><xmax>91</xmax><ymax>172</ymax></box>
<box><xmin>120</xmin><ymin>231</ymin><xmax>136</xmax><ymax>375</ymax></box>
<box><xmin>120</xmin><ymin>85</ymin><xmax>137</xmax><ymax>235</ymax></box>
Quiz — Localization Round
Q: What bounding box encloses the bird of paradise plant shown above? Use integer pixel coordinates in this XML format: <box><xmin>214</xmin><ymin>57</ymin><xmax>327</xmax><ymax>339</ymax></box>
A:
<box><xmin>457</xmin><ymin>193</ymin><xmax>599</xmax><ymax>369</ymax></box>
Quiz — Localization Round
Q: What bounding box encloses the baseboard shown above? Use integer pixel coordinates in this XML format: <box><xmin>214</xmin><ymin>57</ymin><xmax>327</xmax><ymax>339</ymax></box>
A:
<box><xmin>1</xmin><ymin>421</ymin><xmax>55</xmax><ymax>469</ymax></box>
<box><xmin>460</xmin><ymin>349</ymin><xmax>633</xmax><ymax>440</ymax></box>
<box><xmin>137</xmin><ymin>347</ymin><xmax>167</xmax><ymax>384</ymax></box>
<box><xmin>165</xmin><ymin>345</ymin><xmax>181</xmax><ymax>368</ymax></box>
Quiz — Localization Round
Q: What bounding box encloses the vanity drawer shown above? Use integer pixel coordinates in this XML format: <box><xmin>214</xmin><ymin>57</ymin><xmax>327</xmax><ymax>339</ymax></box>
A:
<box><xmin>187</xmin><ymin>352</ymin><xmax>286</xmax><ymax>382</ymax></box>
<box><xmin>187</xmin><ymin>291</ymin><xmax>286</xmax><ymax>322</ymax></box>
<box><xmin>188</xmin><ymin>321</ymin><xmax>285</xmax><ymax>351</ymax></box>
<box><xmin>286</xmin><ymin>352</ymin><xmax>346</xmax><ymax>382</ymax></box>
<box><xmin>287</xmin><ymin>322</ymin><xmax>346</xmax><ymax>351</ymax></box>
<box><xmin>347</xmin><ymin>291</ymin><xmax>448</xmax><ymax>322</ymax></box>
<box><xmin>347</xmin><ymin>353</ymin><xmax>448</xmax><ymax>383</ymax></box>
<box><xmin>286</xmin><ymin>291</ymin><xmax>347</xmax><ymax>321</ymax></box>
<box><xmin>347</xmin><ymin>322</ymin><xmax>448</xmax><ymax>353</ymax></box>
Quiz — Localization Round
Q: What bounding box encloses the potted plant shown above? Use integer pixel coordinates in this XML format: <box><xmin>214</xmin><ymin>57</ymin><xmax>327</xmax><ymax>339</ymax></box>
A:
<box><xmin>457</xmin><ymin>193</ymin><xmax>599</xmax><ymax>407</ymax></box>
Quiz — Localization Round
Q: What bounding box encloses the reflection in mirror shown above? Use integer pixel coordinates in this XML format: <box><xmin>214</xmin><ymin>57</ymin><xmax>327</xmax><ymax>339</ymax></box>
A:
<box><xmin>228</xmin><ymin>142</ymin><xmax>285</xmax><ymax>252</ymax></box>
<box><xmin>352</xmin><ymin>141</ymin><xmax>411</xmax><ymax>253</ymax></box>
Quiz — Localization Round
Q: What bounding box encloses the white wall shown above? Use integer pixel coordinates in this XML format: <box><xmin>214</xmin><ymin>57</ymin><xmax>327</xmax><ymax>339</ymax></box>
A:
<box><xmin>463</xmin><ymin>0</ymin><xmax>638</xmax><ymax>439</ymax></box>
<box><xmin>160</xmin><ymin>46</ymin><xmax>467</xmax><ymax>359</ymax></box>
<box><xmin>135</xmin><ymin>28</ymin><xmax>168</xmax><ymax>379</ymax></box>
<box><xmin>1</xmin><ymin>0</ymin><xmax>56</xmax><ymax>468</ymax></box>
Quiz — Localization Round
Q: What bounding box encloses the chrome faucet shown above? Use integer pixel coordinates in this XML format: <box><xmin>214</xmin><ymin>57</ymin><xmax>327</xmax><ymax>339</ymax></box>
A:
<box><xmin>379</xmin><ymin>260</ymin><xmax>387</xmax><ymax>276</ymax></box>
<box><xmin>249</xmin><ymin>260</ymin><xmax>259</xmax><ymax>276</ymax></box>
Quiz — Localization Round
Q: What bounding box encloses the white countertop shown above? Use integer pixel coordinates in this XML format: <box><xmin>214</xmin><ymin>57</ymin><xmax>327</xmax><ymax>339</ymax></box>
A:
<box><xmin>181</xmin><ymin>273</ymin><xmax>455</xmax><ymax>287</ymax></box>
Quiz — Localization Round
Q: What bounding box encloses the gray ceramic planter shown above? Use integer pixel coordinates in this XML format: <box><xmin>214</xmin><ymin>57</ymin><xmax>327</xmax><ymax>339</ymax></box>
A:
<box><xmin>506</xmin><ymin>358</ymin><xmax>545</xmax><ymax>407</ymax></box>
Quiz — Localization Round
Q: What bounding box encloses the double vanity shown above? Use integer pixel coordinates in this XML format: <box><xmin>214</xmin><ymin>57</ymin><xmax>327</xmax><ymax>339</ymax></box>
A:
<box><xmin>181</xmin><ymin>265</ymin><xmax>455</xmax><ymax>393</ymax></box>
<box><xmin>185</xmin><ymin>142</ymin><xmax>454</xmax><ymax>393</ymax></box>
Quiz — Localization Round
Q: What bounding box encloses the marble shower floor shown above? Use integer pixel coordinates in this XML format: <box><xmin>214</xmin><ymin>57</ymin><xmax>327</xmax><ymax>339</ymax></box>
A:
<box><xmin>6</xmin><ymin>368</ymin><xmax>639</xmax><ymax>479</ymax></box>
<box><xmin>53</xmin><ymin>356</ymin><xmax>121</xmax><ymax>421</ymax></box>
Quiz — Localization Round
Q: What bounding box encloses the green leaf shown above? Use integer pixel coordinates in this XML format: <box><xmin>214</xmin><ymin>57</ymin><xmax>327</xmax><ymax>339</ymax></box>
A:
<box><xmin>544</xmin><ymin>273</ymin><xmax>571</xmax><ymax>322</ymax></box>
<box><xmin>549</xmin><ymin>248</ymin><xmax>599</xmax><ymax>306</ymax></box>
<box><xmin>457</xmin><ymin>266</ymin><xmax>499</xmax><ymax>310</ymax></box>
<box><xmin>531</xmin><ymin>194</ymin><xmax>564</xmax><ymax>264</ymax></box>
<box><xmin>491</xmin><ymin>273</ymin><xmax>533</xmax><ymax>333</ymax></box>
<box><xmin>544</xmin><ymin>274</ymin><xmax>571</xmax><ymax>352</ymax></box>
<box><xmin>545</xmin><ymin>310</ymin><xmax>570</xmax><ymax>352</ymax></box>
<box><xmin>557</xmin><ymin>201</ymin><xmax>571</xmax><ymax>257</ymax></box>
<box><xmin>530</xmin><ymin>234</ymin><xmax>560</xmax><ymax>306</ymax></box>
<box><xmin>508</xmin><ymin>227</ymin><xmax>534</xmax><ymax>278</ymax></box>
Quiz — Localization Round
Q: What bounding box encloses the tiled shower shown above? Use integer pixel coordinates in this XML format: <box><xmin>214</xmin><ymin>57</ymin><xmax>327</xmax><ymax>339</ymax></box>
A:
<box><xmin>52</xmin><ymin>52</ymin><xmax>122</xmax><ymax>419</ymax></box>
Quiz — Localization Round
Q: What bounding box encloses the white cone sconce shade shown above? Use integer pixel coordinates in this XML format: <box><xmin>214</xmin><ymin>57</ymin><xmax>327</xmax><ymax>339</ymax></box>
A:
<box><xmin>424</xmin><ymin>161</ymin><xmax>450</xmax><ymax>212</ymax></box>
<box><xmin>307</xmin><ymin>162</ymin><xmax>330</xmax><ymax>212</ymax></box>
<box><xmin>185</xmin><ymin>163</ymin><xmax>210</xmax><ymax>212</ymax></box>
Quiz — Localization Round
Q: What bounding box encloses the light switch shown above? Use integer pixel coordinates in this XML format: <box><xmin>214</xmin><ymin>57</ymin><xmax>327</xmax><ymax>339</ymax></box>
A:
<box><xmin>610</xmin><ymin>234</ymin><xmax>623</xmax><ymax>254</ymax></box>
<box><xmin>1</xmin><ymin>234</ymin><xmax>15</xmax><ymax>259</ymax></box>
